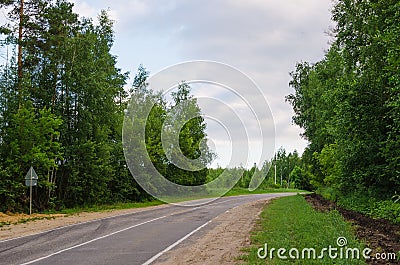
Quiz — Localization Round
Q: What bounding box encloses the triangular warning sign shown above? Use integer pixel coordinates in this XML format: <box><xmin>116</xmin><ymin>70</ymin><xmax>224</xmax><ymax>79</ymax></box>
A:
<box><xmin>25</xmin><ymin>166</ymin><xmax>38</xmax><ymax>180</ymax></box>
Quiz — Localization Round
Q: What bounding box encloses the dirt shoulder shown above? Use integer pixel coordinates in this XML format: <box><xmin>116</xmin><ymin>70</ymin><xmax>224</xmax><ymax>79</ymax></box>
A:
<box><xmin>0</xmin><ymin>204</ymin><xmax>169</xmax><ymax>241</ymax></box>
<box><xmin>1</xmin><ymin>198</ymin><xmax>270</xmax><ymax>265</ymax></box>
<box><xmin>156</xmin><ymin>199</ymin><xmax>269</xmax><ymax>265</ymax></box>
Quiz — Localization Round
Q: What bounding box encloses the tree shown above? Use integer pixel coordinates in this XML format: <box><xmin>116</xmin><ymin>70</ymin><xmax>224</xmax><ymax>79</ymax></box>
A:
<box><xmin>59</xmin><ymin>10</ymin><xmax>128</xmax><ymax>206</ymax></box>
<box><xmin>287</xmin><ymin>0</ymin><xmax>400</xmax><ymax>200</ymax></box>
<box><xmin>0</xmin><ymin>101</ymin><xmax>62</xmax><ymax>211</ymax></box>
<box><xmin>165</xmin><ymin>82</ymin><xmax>213</xmax><ymax>186</ymax></box>
<box><xmin>0</xmin><ymin>1</ymin><xmax>132</xmax><ymax>210</ymax></box>
<box><xmin>290</xmin><ymin>166</ymin><xmax>313</xmax><ymax>191</ymax></box>
<box><xmin>0</xmin><ymin>0</ymin><xmax>50</xmax><ymax>107</ymax></box>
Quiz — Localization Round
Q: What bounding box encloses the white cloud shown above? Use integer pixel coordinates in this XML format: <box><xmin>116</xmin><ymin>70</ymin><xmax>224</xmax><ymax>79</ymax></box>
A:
<box><xmin>70</xmin><ymin>0</ymin><xmax>333</xmax><ymax>166</ymax></box>
<box><xmin>70</xmin><ymin>0</ymin><xmax>98</xmax><ymax>19</ymax></box>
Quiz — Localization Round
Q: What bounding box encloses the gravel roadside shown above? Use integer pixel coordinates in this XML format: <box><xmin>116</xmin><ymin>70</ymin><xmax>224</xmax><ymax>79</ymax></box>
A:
<box><xmin>1</xmin><ymin>198</ymin><xmax>270</xmax><ymax>265</ymax></box>
<box><xmin>156</xmin><ymin>199</ymin><xmax>269</xmax><ymax>265</ymax></box>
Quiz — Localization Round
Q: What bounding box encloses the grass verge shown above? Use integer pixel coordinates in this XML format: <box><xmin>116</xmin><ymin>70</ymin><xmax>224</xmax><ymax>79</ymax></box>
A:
<box><xmin>162</xmin><ymin>188</ymin><xmax>306</xmax><ymax>203</ymax></box>
<box><xmin>240</xmin><ymin>195</ymin><xmax>366</xmax><ymax>264</ymax></box>
<box><xmin>1</xmin><ymin>188</ymin><xmax>305</xmax><ymax>226</ymax></box>
<box><xmin>224</xmin><ymin>187</ymin><xmax>306</xmax><ymax>197</ymax></box>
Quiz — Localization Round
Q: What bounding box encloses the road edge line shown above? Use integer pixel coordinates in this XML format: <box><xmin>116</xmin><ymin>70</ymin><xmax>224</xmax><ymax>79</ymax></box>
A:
<box><xmin>142</xmin><ymin>220</ymin><xmax>212</xmax><ymax>265</ymax></box>
<box><xmin>20</xmin><ymin>215</ymin><xmax>168</xmax><ymax>265</ymax></box>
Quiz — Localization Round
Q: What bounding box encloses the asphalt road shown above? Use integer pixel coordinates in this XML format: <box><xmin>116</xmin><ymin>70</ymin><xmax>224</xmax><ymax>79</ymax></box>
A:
<box><xmin>0</xmin><ymin>193</ymin><xmax>296</xmax><ymax>265</ymax></box>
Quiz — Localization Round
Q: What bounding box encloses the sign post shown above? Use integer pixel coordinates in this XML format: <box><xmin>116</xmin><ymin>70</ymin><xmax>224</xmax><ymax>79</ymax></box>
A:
<box><xmin>25</xmin><ymin>167</ymin><xmax>38</xmax><ymax>215</ymax></box>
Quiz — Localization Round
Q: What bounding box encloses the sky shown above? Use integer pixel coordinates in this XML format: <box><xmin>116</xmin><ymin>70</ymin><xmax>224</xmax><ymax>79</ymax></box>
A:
<box><xmin>3</xmin><ymin>0</ymin><xmax>335</xmax><ymax>168</ymax></box>
<box><xmin>67</xmin><ymin>0</ymin><xmax>334</xmax><ymax>168</ymax></box>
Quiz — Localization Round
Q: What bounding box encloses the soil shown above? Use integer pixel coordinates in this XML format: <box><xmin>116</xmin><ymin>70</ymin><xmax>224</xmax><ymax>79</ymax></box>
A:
<box><xmin>0</xmin><ymin>199</ymin><xmax>270</xmax><ymax>265</ymax></box>
<box><xmin>0</xmin><ymin>212</ymin><xmax>66</xmax><ymax>225</ymax></box>
<box><xmin>156</xmin><ymin>199</ymin><xmax>268</xmax><ymax>265</ymax></box>
<box><xmin>305</xmin><ymin>193</ymin><xmax>400</xmax><ymax>265</ymax></box>
<box><xmin>2</xmin><ymin>195</ymin><xmax>397</xmax><ymax>264</ymax></box>
<box><xmin>0</xmin><ymin>204</ymin><xmax>169</xmax><ymax>241</ymax></box>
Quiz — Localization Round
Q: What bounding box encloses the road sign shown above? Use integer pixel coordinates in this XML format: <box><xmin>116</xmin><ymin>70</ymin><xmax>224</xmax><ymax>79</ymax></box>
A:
<box><xmin>25</xmin><ymin>166</ymin><xmax>38</xmax><ymax>215</ymax></box>
<box><xmin>25</xmin><ymin>167</ymin><xmax>38</xmax><ymax>185</ymax></box>
<box><xmin>25</xmin><ymin>179</ymin><xmax>38</xmax><ymax>186</ymax></box>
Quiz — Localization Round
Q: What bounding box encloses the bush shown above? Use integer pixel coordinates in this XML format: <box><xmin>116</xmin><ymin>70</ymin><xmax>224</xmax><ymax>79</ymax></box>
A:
<box><xmin>371</xmin><ymin>200</ymin><xmax>400</xmax><ymax>224</ymax></box>
<box><xmin>334</xmin><ymin>191</ymin><xmax>400</xmax><ymax>224</ymax></box>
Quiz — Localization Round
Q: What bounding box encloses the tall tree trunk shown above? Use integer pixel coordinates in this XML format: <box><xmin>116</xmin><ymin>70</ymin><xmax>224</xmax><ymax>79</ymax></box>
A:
<box><xmin>17</xmin><ymin>0</ymin><xmax>24</xmax><ymax>108</ymax></box>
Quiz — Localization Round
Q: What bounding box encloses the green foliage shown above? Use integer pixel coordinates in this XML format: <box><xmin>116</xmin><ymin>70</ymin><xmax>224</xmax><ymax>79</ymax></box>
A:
<box><xmin>372</xmin><ymin>200</ymin><xmax>400</xmax><ymax>224</ymax></box>
<box><xmin>205</xmin><ymin>148</ymin><xmax>302</xmax><ymax>191</ymax></box>
<box><xmin>0</xmin><ymin>101</ymin><xmax>62</xmax><ymax>211</ymax></box>
<box><xmin>336</xmin><ymin>190</ymin><xmax>400</xmax><ymax>224</ymax></box>
<box><xmin>165</xmin><ymin>82</ymin><xmax>214</xmax><ymax>186</ymax></box>
<box><xmin>393</xmin><ymin>194</ymin><xmax>400</xmax><ymax>204</ymax></box>
<box><xmin>0</xmin><ymin>0</ymin><xmax>139</xmax><ymax>211</ymax></box>
<box><xmin>128</xmin><ymin>74</ymin><xmax>213</xmax><ymax>189</ymax></box>
<box><xmin>224</xmin><ymin>187</ymin><xmax>305</xmax><ymax>197</ymax></box>
<box><xmin>286</xmin><ymin>0</ymin><xmax>400</xmax><ymax>219</ymax></box>
<box><xmin>289</xmin><ymin>166</ymin><xmax>313</xmax><ymax>191</ymax></box>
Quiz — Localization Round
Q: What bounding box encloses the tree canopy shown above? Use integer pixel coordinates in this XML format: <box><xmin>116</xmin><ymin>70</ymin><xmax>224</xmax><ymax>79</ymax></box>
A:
<box><xmin>287</xmin><ymin>0</ymin><xmax>400</xmax><ymax>199</ymax></box>
<box><xmin>0</xmin><ymin>1</ymin><xmax>213</xmax><ymax>211</ymax></box>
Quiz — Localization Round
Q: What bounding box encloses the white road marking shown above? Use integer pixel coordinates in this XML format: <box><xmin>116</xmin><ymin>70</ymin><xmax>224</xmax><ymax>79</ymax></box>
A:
<box><xmin>10</xmin><ymin>195</ymin><xmax>281</xmax><ymax>264</ymax></box>
<box><xmin>0</xmin><ymin>197</ymin><xmax>241</xmax><ymax>244</ymax></box>
<box><xmin>17</xmin><ymin>197</ymin><xmax>238</xmax><ymax>264</ymax></box>
<box><xmin>20</xmin><ymin>215</ymin><xmax>168</xmax><ymax>265</ymax></box>
<box><xmin>141</xmin><ymin>195</ymin><xmax>288</xmax><ymax>264</ymax></box>
<box><xmin>0</xmin><ymin>204</ymin><xmax>170</xmax><ymax>244</ymax></box>
<box><xmin>141</xmin><ymin>197</ymin><xmax>248</xmax><ymax>265</ymax></box>
<box><xmin>142</xmin><ymin>220</ymin><xmax>212</xmax><ymax>265</ymax></box>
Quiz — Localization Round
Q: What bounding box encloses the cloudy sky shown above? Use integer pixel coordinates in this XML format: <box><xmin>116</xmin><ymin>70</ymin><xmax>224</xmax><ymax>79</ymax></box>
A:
<box><xmin>70</xmin><ymin>0</ymin><xmax>334</xmax><ymax>167</ymax></box>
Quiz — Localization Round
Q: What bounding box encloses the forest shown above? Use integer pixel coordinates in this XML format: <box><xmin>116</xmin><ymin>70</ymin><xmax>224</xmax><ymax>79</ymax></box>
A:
<box><xmin>0</xmin><ymin>0</ymin><xmax>135</xmax><ymax>211</ymax></box>
<box><xmin>287</xmin><ymin>0</ymin><xmax>400</xmax><ymax>222</ymax></box>
<box><xmin>0</xmin><ymin>0</ymin><xmax>277</xmax><ymax>212</ymax></box>
<box><xmin>0</xmin><ymin>0</ymin><xmax>399</xmax><ymax>224</ymax></box>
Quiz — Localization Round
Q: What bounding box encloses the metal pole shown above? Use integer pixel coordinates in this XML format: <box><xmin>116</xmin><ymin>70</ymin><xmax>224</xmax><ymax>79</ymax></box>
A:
<box><xmin>274</xmin><ymin>162</ymin><xmax>276</xmax><ymax>185</ymax></box>
<box><xmin>29</xmin><ymin>168</ymin><xmax>32</xmax><ymax>215</ymax></box>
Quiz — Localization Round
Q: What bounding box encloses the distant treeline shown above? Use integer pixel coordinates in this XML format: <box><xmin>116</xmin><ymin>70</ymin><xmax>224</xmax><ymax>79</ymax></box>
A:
<box><xmin>206</xmin><ymin>148</ymin><xmax>303</xmax><ymax>191</ymax></box>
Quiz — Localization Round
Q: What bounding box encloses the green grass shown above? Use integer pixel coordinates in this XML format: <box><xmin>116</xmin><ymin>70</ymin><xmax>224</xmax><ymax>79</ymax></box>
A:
<box><xmin>158</xmin><ymin>188</ymin><xmax>306</xmax><ymax>204</ymax></box>
<box><xmin>42</xmin><ymin>188</ymin><xmax>304</xmax><ymax>216</ymax></box>
<box><xmin>224</xmin><ymin>187</ymin><xmax>307</xmax><ymax>197</ymax></box>
<box><xmin>240</xmin><ymin>195</ymin><xmax>366</xmax><ymax>264</ymax></box>
<box><xmin>1</xmin><ymin>188</ymin><xmax>303</xmax><ymax>223</ymax></box>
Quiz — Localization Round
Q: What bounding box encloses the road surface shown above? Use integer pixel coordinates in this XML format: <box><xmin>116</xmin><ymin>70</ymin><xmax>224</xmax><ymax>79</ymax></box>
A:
<box><xmin>0</xmin><ymin>193</ymin><xmax>295</xmax><ymax>265</ymax></box>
